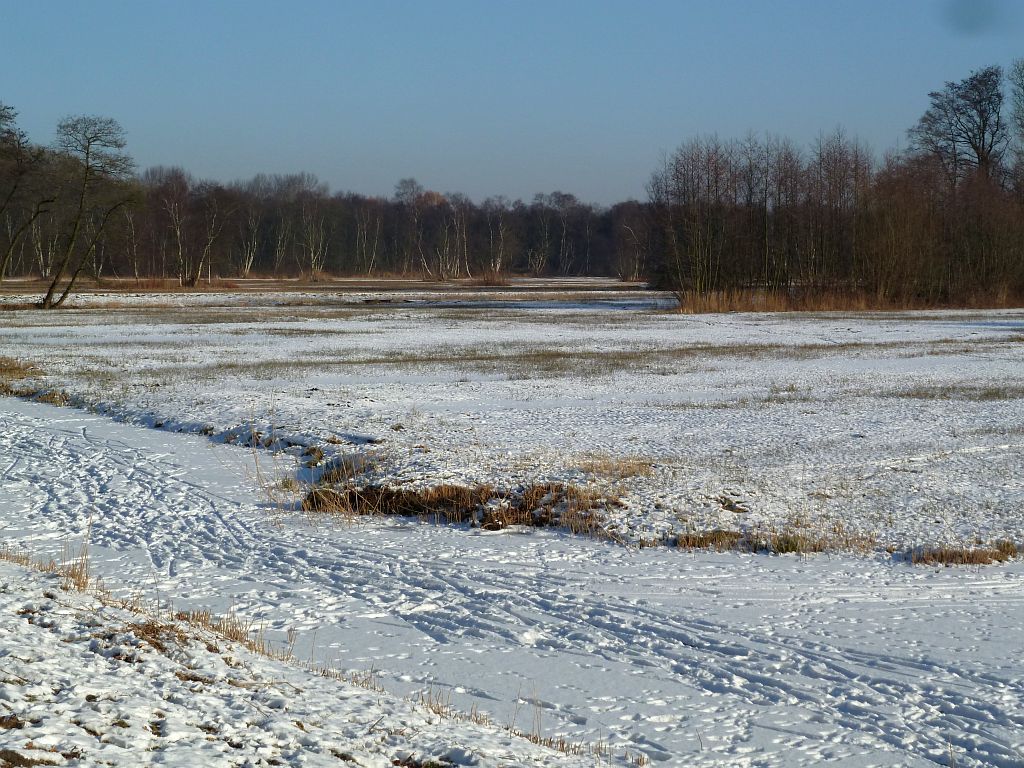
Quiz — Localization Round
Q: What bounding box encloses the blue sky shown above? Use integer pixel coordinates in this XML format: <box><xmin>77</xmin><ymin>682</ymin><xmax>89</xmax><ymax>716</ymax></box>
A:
<box><xmin>2</xmin><ymin>0</ymin><xmax>1022</xmax><ymax>203</ymax></box>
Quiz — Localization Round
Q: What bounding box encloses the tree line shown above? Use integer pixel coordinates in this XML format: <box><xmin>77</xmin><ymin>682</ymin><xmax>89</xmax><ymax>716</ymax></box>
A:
<box><xmin>0</xmin><ymin>109</ymin><xmax>646</xmax><ymax>304</ymax></box>
<box><xmin>2</xmin><ymin>60</ymin><xmax>1023</xmax><ymax>308</ymax></box>
<box><xmin>649</xmin><ymin>62</ymin><xmax>1024</xmax><ymax>307</ymax></box>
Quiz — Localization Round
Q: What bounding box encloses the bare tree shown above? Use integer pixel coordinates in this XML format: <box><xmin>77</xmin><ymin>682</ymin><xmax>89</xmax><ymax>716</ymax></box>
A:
<box><xmin>295</xmin><ymin>174</ymin><xmax>330</xmax><ymax>278</ymax></box>
<box><xmin>142</xmin><ymin>167</ymin><xmax>193</xmax><ymax>285</ymax></box>
<box><xmin>0</xmin><ymin>103</ymin><xmax>54</xmax><ymax>281</ymax></box>
<box><xmin>234</xmin><ymin>175</ymin><xmax>269</xmax><ymax>277</ymax></box>
<box><xmin>910</xmin><ymin>65</ymin><xmax>1009</xmax><ymax>183</ymax></box>
<box><xmin>483</xmin><ymin>196</ymin><xmax>511</xmax><ymax>276</ymax></box>
<box><xmin>394</xmin><ymin>177</ymin><xmax>425</xmax><ymax>275</ymax></box>
<box><xmin>1011</xmin><ymin>59</ymin><xmax>1024</xmax><ymax>145</ymax></box>
<box><xmin>41</xmin><ymin>115</ymin><xmax>134</xmax><ymax>308</ymax></box>
<box><xmin>186</xmin><ymin>181</ymin><xmax>235</xmax><ymax>287</ymax></box>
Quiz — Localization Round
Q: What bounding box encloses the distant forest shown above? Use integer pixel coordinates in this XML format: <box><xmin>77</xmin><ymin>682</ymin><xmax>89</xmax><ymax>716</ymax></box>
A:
<box><xmin>2</xmin><ymin>61</ymin><xmax>1024</xmax><ymax>308</ymax></box>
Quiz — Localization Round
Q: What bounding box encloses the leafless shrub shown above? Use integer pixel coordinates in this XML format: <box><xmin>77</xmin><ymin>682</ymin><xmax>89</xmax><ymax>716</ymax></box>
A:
<box><xmin>462</xmin><ymin>271</ymin><xmax>510</xmax><ymax>287</ymax></box>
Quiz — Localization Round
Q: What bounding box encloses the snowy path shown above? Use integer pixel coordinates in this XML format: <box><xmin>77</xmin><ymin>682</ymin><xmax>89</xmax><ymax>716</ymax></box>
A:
<box><xmin>2</xmin><ymin>397</ymin><xmax>1023</xmax><ymax>765</ymax></box>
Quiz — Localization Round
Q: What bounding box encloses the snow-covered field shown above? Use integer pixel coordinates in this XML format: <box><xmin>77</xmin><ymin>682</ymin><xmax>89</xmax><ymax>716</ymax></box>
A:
<box><xmin>2</xmin><ymin>288</ymin><xmax>1023</xmax><ymax>765</ymax></box>
<box><xmin>1</xmin><ymin>289</ymin><xmax>1023</xmax><ymax>547</ymax></box>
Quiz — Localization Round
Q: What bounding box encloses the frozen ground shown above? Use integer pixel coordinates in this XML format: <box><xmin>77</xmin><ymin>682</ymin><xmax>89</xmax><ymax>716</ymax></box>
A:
<box><xmin>0</xmin><ymin>290</ymin><xmax>1022</xmax><ymax>548</ymax></box>
<box><xmin>0</xmin><ymin>557</ymin><xmax>596</xmax><ymax>768</ymax></box>
<box><xmin>0</xmin><ymin>396</ymin><xmax>1022</xmax><ymax>766</ymax></box>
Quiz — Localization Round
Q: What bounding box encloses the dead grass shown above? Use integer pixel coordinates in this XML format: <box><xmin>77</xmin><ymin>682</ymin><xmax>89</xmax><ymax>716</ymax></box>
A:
<box><xmin>318</xmin><ymin>452</ymin><xmax>377</xmax><ymax>484</ymax></box>
<box><xmin>59</xmin><ymin>539</ymin><xmax>92</xmax><ymax>592</ymax></box>
<box><xmin>0</xmin><ymin>715</ymin><xmax>26</xmax><ymax>730</ymax></box>
<box><xmin>673</xmin><ymin>288</ymin><xmax>1024</xmax><ymax>314</ymax></box>
<box><xmin>461</xmin><ymin>271</ymin><xmax>511</xmax><ymax>287</ymax></box>
<box><xmin>674</xmin><ymin>521</ymin><xmax>876</xmax><ymax>556</ymax></box>
<box><xmin>0</xmin><ymin>748</ymin><xmax>58</xmax><ymax>767</ymax></box>
<box><xmin>0</xmin><ymin>542</ymin><xmax>95</xmax><ymax>593</ymax></box>
<box><xmin>573</xmin><ymin>454</ymin><xmax>654</xmax><ymax>480</ymax></box>
<box><xmin>33</xmin><ymin>390</ymin><xmax>70</xmax><ymax>407</ymax></box>
<box><xmin>302</xmin><ymin>483</ymin><xmax>490</xmax><ymax>525</ymax></box>
<box><xmin>0</xmin><ymin>358</ymin><xmax>73</xmax><ymax>406</ymax></box>
<box><xmin>674</xmin><ymin>529</ymin><xmax>746</xmax><ymax>550</ymax></box>
<box><xmin>127</xmin><ymin>619</ymin><xmax>190</xmax><ymax>655</ymax></box>
<box><xmin>887</xmin><ymin>384</ymin><xmax>1024</xmax><ymax>401</ymax></box>
<box><xmin>0</xmin><ymin>357</ymin><xmax>36</xmax><ymax>382</ymax></box>
<box><xmin>301</xmin><ymin>481</ymin><xmax>621</xmax><ymax>538</ymax></box>
<box><xmin>906</xmin><ymin>540</ymin><xmax>1018</xmax><ymax>566</ymax></box>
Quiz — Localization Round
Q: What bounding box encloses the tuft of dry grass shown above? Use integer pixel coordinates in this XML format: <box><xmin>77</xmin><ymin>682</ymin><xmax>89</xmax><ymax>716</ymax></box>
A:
<box><xmin>128</xmin><ymin>619</ymin><xmax>189</xmax><ymax>655</ymax></box>
<box><xmin>301</xmin><ymin>481</ymin><xmax>621</xmax><ymax>539</ymax></box>
<box><xmin>888</xmin><ymin>384</ymin><xmax>1024</xmax><ymax>401</ymax></box>
<box><xmin>0</xmin><ymin>714</ymin><xmax>27</xmax><ymax>730</ymax></box>
<box><xmin>301</xmin><ymin>445</ymin><xmax>325</xmax><ymax>467</ymax></box>
<box><xmin>59</xmin><ymin>540</ymin><xmax>92</xmax><ymax>592</ymax></box>
<box><xmin>907</xmin><ymin>540</ymin><xmax>1018</xmax><ymax>566</ymax></box>
<box><xmin>302</xmin><ymin>483</ymin><xmax>492</xmax><ymax>525</ymax></box>
<box><xmin>172</xmin><ymin>608</ymin><xmax>296</xmax><ymax>662</ymax></box>
<box><xmin>674</xmin><ymin>529</ymin><xmax>745</xmax><ymax>550</ymax></box>
<box><xmin>0</xmin><ymin>357</ymin><xmax>43</xmax><ymax>399</ymax></box>
<box><xmin>0</xmin><ymin>357</ymin><xmax>36</xmax><ymax>382</ymax></box>
<box><xmin>33</xmin><ymin>390</ymin><xmax>70</xmax><ymax>407</ymax></box>
<box><xmin>674</xmin><ymin>521</ymin><xmax>876</xmax><ymax>556</ymax></box>
<box><xmin>1</xmin><ymin>539</ymin><xmax>94</xmax><ymax>593</ymax></box>
<box><xmin>318</xmin><ymin>452</ymin><xmax>377</xmax><ymax>484</ymax></box>
<box><xmin>573</xmin><ymin>454</ymin><xmax>654</xmax><ymax>480</ymax></box>
<box><xmin>0</xmin><ymin>747</ymin><xmax>56</xmax><ymax>766</ymax></box>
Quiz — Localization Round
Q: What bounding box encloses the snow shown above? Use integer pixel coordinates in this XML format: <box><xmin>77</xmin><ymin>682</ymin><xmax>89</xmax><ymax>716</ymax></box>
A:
<box><xmin>0</xmin><ymin>559</ymin><xmax>598</xmax><ymax>767</ymax></box>
<box><xmin>2</xmin><ymin>292</ymin><xmax>1024</xmax><ymax>765</ymax></box>
<box><xmin>1</xmin><ymin>293</ymin><xmax>1022</xmax><ymax>548</ymax></box>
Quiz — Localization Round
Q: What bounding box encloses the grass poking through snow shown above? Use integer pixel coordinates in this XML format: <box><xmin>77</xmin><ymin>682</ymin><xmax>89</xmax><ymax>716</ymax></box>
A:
<box><xmin>301</xmin><ymin>481</ymin><xmax>622</xmax><ymax>539</ymax></box>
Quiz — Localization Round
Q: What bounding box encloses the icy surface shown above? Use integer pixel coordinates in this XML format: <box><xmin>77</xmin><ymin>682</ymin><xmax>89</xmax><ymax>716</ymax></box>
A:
<box><xmin>2</xmin><ymin>396</ymin><xmax>1023</xmax><ymax>766</ymax></box>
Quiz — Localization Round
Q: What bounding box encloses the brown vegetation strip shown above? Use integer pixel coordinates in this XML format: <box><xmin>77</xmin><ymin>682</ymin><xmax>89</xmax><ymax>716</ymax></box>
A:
<box><xmin>906</xmin><ymin>540</ymin><xmax>1018</xmax><ymax>566</ymax></box>
<box><xmin>302</xmin><ymin>482</ymin><xmax>621</xmax><ymax>537</ymax></box>
<box><xmin>0</xmin><ymin>357</ymin><xmax>36</xmax><ymax>382</ymax></box>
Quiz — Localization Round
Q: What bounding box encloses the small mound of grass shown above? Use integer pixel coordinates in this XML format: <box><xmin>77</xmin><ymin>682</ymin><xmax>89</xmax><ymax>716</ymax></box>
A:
<box><xmin>0</xmin><ymin>357</ymin><xmax>42</xmax><ymax>398</ymax></box>
<box><xmin>907</xmin><ymin>540</ymin><xmax>1018</xmax><ymax>566</ymax></box>
<box><xmin>34</xmin><ymin>390</ymin><xmax>70</xmax><ymax>407</ymax></box>
<box><xmin>303</xmin><ymin>484</ymin><xmax>492</xmax><ymax>525</ymax></box>
<box><xmin>674</xmin><ymin>529</ymin><xmax>745</xmax><ymax>550</ymax></box>
<box><xmin>674</xmin><ymin>523</ymin><xmax>875</xmax><ymax>556</ymax></box>
<box><xmin>301</xmin><ymin>481</ymin><xmax>620</xmax><ymax>538</ymax></box>
<box><xmin>0</xmin><ymin>357</ymin><xmax>35</xmax><ymax>381</ymax></box>
<box><xmin>127</xmin><ymin>619</ymin><xmax>190</xmax><ymax>656</ymax></box>
<box><xmin>573</xmin><ymin>454</ymin><xmax>654</xmax><ymax>480</ymax></box>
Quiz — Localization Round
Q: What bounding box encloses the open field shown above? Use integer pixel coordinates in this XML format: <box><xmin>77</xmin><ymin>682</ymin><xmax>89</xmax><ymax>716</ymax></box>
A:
<box><xmin>1</xmin><ymin>284</ymin><xmax>1022</xmax><ymax>551</ymax></box>
<box><xmin>2</xmin><ymin>285</ymin><xmax>1024</xmax><ymax>765</ymax></box>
